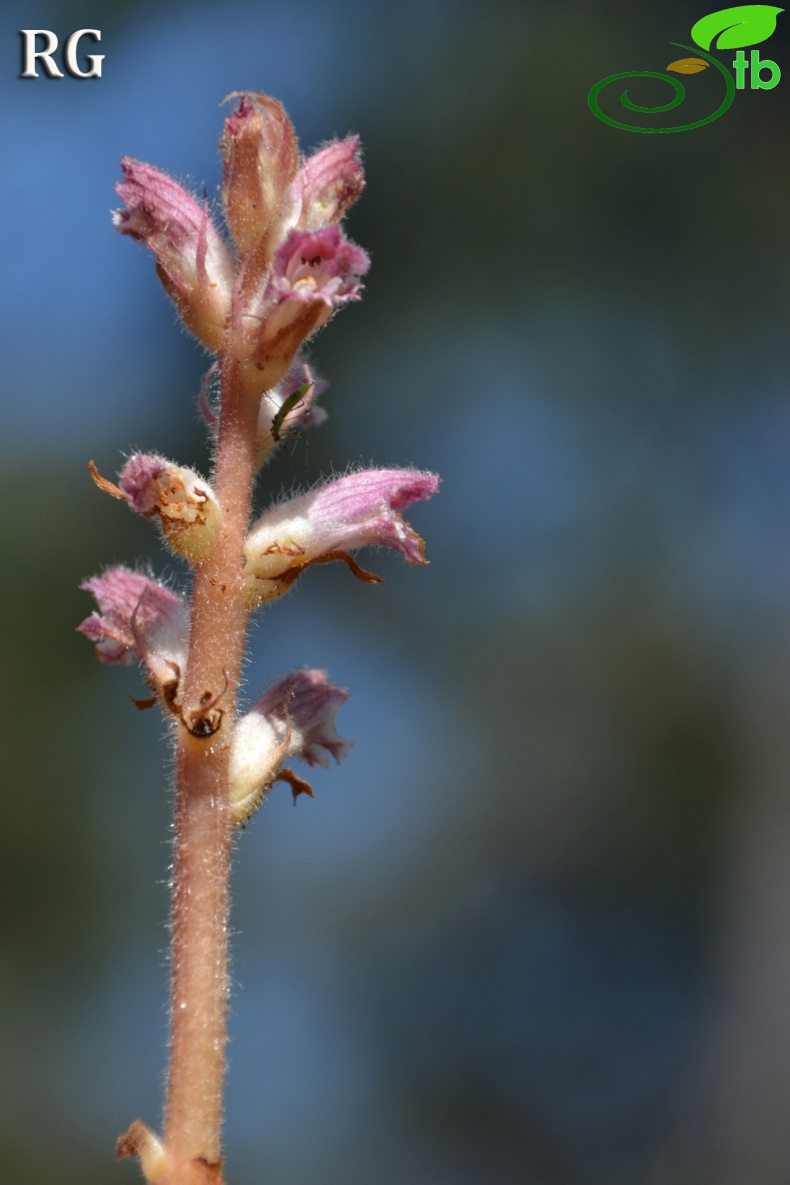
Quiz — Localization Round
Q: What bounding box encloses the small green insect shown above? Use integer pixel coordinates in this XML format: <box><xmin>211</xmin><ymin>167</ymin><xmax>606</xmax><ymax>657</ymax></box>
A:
<box><xmin>270</xmin><ymin>381</ymin><xmax>314</xmax><ymax>443</ymax></box>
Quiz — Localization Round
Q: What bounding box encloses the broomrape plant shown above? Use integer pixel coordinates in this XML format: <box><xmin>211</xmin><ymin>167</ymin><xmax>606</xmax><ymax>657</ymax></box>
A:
<box><xmin>78</xmin><ymin>93</ymin><xmax>439</xmax><ymax>1185</ymax></box>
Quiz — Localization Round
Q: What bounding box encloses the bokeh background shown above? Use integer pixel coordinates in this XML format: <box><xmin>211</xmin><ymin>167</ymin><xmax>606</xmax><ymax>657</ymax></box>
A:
<box><xmin>4</xmin><ymin>1</ymin><xmax>790</xmax><ymax>1182</ymax></box>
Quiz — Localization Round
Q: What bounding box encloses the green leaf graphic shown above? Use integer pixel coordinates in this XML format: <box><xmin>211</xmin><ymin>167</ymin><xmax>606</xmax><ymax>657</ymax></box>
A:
<box><xmin>691</xmin><ymin>4</ymin><xmax>783</xmax><ymax>49</ymax></box>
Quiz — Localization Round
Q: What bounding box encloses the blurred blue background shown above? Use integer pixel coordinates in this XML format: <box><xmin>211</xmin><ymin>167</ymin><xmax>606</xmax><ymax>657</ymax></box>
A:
<box><xmin>4</xmin><ymin>1</ymin><xmax>790</xmax><ymax>1182</ymax></box>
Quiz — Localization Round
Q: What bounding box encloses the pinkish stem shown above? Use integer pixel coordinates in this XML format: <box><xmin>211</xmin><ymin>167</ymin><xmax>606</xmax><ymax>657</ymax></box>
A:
<box><xmin>164</xmin><ymin>352</ymin><xmax>259</xmax><ymax>1181</ymax></box>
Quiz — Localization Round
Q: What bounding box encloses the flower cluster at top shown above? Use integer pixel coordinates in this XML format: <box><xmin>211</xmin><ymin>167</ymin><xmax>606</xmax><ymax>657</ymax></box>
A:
<box><xmin>77</xmin><ymin>92</ymin><xmax>439</xmax><ymax>822</ymax></box>
<box><xmin>114</xmin><ymin>93</ymin><xmax>370</xmax><ymax>398</ymax></box>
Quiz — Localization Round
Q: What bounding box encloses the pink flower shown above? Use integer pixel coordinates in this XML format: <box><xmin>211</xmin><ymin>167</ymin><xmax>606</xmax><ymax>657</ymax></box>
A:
<box><xmin>289</xmin><ymin>136</ymin><xmax>365</xmax><ymax>233</ymax></box>
<box><xmin>255</xmin><ymin>669</ymin><xmax>352</xmax><ymax>766</ymax></box>
<box><xmin>241</xmin><ymin>226</ymin><xmax>369</xmax><ymax>391</ymax></box>
<box><xmin>77</xmin><ymin>567</ymin><xmax>189</xmax><ymax>707</ymax></box>
<box><xmin>114</xmin><ymin>159</ymin><xmax>235</xmax><ymax>350</ymax></box>
<box><xmin>243</xmin><ymin>468</ymin><xmax>440</xmax><ymax>603</ymax></box>
<box><xmin>229</xmin><ymin>669</ymin><xmax>351</xmax><ymax>823</ymax></box>
<box><xmin>115</xmin><ymin>94</ymin><xmax>369</xmax><ymax>395</ymax></box>
<box><xmin>78</xmin><ymin>568</ymin><xmax>188</xmax><ymax>662</ymax></box>
<box><xmin>218</xmin><ymin>98</ymin><xmax>367</xmax><ymax>390</ymax></box>
<box><xmin>272</xmin><ymin>225</ymin><xmax>368</xmax><ymax>311</ymax></box>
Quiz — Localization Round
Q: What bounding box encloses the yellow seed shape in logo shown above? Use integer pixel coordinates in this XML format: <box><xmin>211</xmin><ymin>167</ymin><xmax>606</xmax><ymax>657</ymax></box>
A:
<box><xmin>666</xmin><ymin>57</ymin><xmax>710</xmax><ymax>72</ymax></box>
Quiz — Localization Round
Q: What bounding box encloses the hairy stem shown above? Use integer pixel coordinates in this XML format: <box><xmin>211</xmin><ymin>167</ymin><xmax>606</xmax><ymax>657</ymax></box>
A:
<box><xmin>164</xmin><ymin>353</ymin><xmax>259</xmax><ymax>1178</ymax></box>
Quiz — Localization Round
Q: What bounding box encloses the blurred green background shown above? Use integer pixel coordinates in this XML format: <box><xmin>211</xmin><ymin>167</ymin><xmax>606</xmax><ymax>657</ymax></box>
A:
<box><xmin>4</xmin><ymin>1</ymin><xmax>790</xmax><ymax>1182</ymax></box>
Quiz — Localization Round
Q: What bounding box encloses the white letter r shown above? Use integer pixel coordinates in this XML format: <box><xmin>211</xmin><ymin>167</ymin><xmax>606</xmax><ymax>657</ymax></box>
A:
<box><xmin>20</xmin><ymin>30</ymin><xmax>64</xmax><ymax>79</ymax></box>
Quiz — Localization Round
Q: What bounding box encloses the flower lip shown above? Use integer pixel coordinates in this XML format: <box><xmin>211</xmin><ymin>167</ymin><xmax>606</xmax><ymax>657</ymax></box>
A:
<box><xmin>255</xmin><ymin>668</ymin><xmax>352</xmax><ymax>767</ymax></box>
<box><xmin>117</xmin><ymin>454</ymin><xmax>169</xmax><ymax>514</ymax></box>
<box><xmin>272</xmin><ymin>225</ymin><xmax>370</xmax><ymax>304</ymax></box>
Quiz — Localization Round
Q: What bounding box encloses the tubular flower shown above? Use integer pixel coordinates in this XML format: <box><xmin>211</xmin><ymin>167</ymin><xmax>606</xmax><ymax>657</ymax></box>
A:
<box><xmin>229</xmin><ymin>669</ymin><xmax>352</xmax><ymax>824</ymax></box>
<box><xmin>265</xmin><ymin>225</ymin><xmax>368</xmax><ymax>330</ymax></box>
<box><xmin>114</xmin><ymin>93</ymin><xmax>368</xmax><ymax>395</ymax></box>
<box><xmin>113</xmin><ymin>159</ymin><xmax>235</xmax><ymax>351</ymax></box>
<box><xmin>220</xmin><ymin>92</ymin><xmax>298</xmax><ymax>262</ymax></box>
<box><xmin>238</xmin><ymin>225</ymin><xmax>369</xmax><ymax>391</ymax></box>
<box><xmin>77</xmin><ymin>568</ymin><xmax>190</xmax><ymax>710</ymax></box>
<box><xmin>243</xmin><ymin>468</ymin><xmax>440</xmax><ymax>605</ymax></box>
<box><xmin>288</xmin><ymin>136</ymin><xmax>365</xmax><ymax>233</ymax></box>
<box><xmin>89</xmin><ymin>455</ymin><xmax>221</xmax><ymax>564</ymax></box>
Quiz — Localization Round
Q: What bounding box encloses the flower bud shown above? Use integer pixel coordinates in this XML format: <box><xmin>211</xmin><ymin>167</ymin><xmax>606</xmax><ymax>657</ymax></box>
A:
<box><xmin>113</xmin><ymin>159</ymin><xmax>234</xmax><ymax>350</ymax></box>
<box><xmin>243</xmin><ymin>468</ymin><xmax>440</xmax><ymax>604</ymax></box>
<box><xmin>117</xmin><ymin>455</ymin><xmax>221</xmax><ymax>563</ymax></box>
<box><xmin>220</xmin><ymin>93</ymin><xmax>298</xmax><ymax>259</ymax></box>
<box><xmin>89</xmin><ymin>456</ymin><xmax>220</xmax><ymax>564</ymax></box>
<box><xmin>229</xmin><ymin>669</ymin><xmax>351</xmax><ymax>824</ymax></box>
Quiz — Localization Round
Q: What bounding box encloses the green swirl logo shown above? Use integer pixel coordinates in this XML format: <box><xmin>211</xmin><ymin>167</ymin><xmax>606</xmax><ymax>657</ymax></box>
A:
<box><xmin>588</xmin><ymin>5</ymin><xmax>783</xmax><ymax>133</ymax></box>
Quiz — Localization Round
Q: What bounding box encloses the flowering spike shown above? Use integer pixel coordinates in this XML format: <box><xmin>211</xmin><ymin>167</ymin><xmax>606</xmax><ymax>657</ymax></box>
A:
<box><xmin>77</xmin><ymin>567</ymin><xmax>189</xmax><ymax>711</ymax></box>
<box><xmin>229</xmin><ymin>669</ymin><xmax>351</xmax><ymax>825</ymax></box>
<box><xmin>113</xmin><ymin>159</ymin><xmax>234</xmax><ymax>350</ymax></box>
<box><xmin>87</xmin><ymin>93</ymin><xmax>438</xmax><ymax>1178</ymax></box>
<box><xmin>243</xmin><ymin>468</ymin><xmax>440</xmax><ymax>604</ymax></box>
